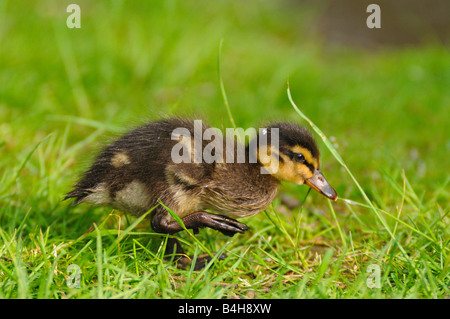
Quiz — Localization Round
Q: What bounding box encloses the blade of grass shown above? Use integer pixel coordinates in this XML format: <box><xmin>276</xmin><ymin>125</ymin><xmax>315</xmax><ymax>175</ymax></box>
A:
<box><xmin>267</xmin><ymin>205</ymin><xmax>309</xmax><ymax>268</ymax></box>
<box><xmin>286</xmin><ymin>83</ymin><xmax>427</xmax><ymax>283</ymax></box>
<box><xmin>288</xmin><ymin>84</ymin><xmax>391</xmax><ymax>237</ymax></box>
<box><xmin>327</xmin><ymin>199</ymin><xmax>346</xmax><ymax>246</ymax></box>
<box><xmin>218</xmin><ymin>39</ymin><xmax>236</xmax><ymax>129</ymax></box>
<box><xmin>2</xmin><ymin>134</ymin><xmax>51</xmax><ymax>195</ymax></box>
<box><xmin>48</xmin><ymin>115</ymin><xmax>123</xmax><ymax>132</ymax></box>
<box><xmin>343</xmin><ymin>198</ymin><xmax>441</xmax><ymax>246</ymax></box>
<box><xmin>159</xmin><ymin>201</ymin><xmax>214</xmax><ymax>258</ymax></box>
<box><xmin>0</xmin><ymin>230</ymin><xmax>29</xmax><ymax>298</ymax></box>
<box><xmin>192</xmin><ymin>241</ymin><xmax>231</xmax><ymax>285</ymax></box>
<box><xmin>53</xmin><ymin>21</ymin><xmax>91</xmax><ymax>117</ymax></box>
<box><xmin>105</xmin><ymin>206</ymin><xmax>156</xmax><ymax>255</ymax></box>
<box><xmin>94</xmin><ymin>224</ymin><xmax>104</xmax><ymax>299</ymax></box>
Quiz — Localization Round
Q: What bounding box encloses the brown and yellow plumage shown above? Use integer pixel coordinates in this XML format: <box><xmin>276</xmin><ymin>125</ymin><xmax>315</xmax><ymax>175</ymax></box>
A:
<box><xmin>65</xmin><ymin>118</ymin><xmax>336</xmax><ymax>269</ymax></box>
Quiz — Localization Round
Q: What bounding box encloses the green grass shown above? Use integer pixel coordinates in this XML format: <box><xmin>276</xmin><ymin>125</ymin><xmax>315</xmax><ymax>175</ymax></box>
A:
<box><xmin>0</xmin><ymin>0</ymin><xmax>449</xmax><ymax>299</ymax></box>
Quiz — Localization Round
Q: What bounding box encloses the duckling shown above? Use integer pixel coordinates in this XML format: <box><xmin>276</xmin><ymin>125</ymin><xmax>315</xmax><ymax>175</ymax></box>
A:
<box><xmin>65</xmin><ymin>118</ymin><xmax>337</xmax><ymax>269</ymax></box>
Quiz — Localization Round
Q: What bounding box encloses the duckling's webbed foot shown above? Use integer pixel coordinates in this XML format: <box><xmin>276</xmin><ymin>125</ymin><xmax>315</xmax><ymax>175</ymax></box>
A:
<box><xmin>152</xmin><ymin>211</ymin><xmax>250</xmax><ymax>237</ymax></box>
<box><xmin>183</xmin><ymin>212</ymin><xmax>250</xmax><ymax>237</ymax></box>
<box><xmin>164</xmin><ymin>237</ymin><xmax>227</xmax><ymax>270</ymax></box>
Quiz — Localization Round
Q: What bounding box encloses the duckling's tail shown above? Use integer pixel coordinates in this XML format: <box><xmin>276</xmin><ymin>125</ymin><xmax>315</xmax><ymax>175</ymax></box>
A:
<box><xmin>63</xmin><ymin>189</ymin><xmax>92</xmax><ymax>205</ymax></box>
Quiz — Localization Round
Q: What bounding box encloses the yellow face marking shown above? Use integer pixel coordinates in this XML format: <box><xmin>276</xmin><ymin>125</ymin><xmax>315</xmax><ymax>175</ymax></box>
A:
<box><xmin>111</xmin><ymin>152</ymin><xmax>131</xmax><ymax>167</ymax></box>
<box><xmin>257</xmin><ymin>144</ymin><xmax>320</xmax><ymax>183</ymax></box>
<box><xmin>257</xmin><ymin>145</ymin><xmax>281</xmax><ymax>175</ymax></box>
<box><xmin>256</xmin><ymin>145</ymin><xmax>272</xmax><ymax>166</ymax></box>
<box><xmin>290</xmin><ymin>145</ymin><xmax>320</xmax><ymax>169</ymax></box>
<box><xmin>272</xmin><ymin>153</ymin><xmax>314</xmax><ymax>184</ymax></box>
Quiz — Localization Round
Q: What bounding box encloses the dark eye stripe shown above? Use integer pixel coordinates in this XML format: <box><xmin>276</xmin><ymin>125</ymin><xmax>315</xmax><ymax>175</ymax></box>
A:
<box><xmin>282</xmin><ymin>149</ymin><xmax>315</xmax><ymax>173</ymax></box>
<box><xmin>283</xmin><ymin>149</ymin><xmax>301</xmax><ymax>161</ymax></box>
<box><xmin>304</xmin><ymin>162</ymin><xmax>315</xmax><ymax>174</ymax></box>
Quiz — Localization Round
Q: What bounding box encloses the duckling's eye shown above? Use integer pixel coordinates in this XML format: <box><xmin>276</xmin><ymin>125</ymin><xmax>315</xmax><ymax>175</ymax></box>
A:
<box><xmin>294</xmin><ymin>153</ymin><xmax>305</xmax><ymax>163</ymax></box>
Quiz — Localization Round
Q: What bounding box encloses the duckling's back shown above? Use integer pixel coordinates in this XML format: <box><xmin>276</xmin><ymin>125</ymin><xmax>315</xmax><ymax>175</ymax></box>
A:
<box><xmin>65</xmin><ymin>118</ymin><xmax>210</xmax><ymax>214</ymax></box>
<box><xmin>65</xmin><ymin>118</ymin><xmax>279</xmax><ymax>220</ymax></box>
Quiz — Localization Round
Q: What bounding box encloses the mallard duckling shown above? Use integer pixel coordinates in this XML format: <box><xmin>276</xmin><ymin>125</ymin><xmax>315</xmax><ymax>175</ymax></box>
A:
<box><xmin>65</xmin><ymin>118</ymin><xmax>337</xmax><ymax>269</ymax></box>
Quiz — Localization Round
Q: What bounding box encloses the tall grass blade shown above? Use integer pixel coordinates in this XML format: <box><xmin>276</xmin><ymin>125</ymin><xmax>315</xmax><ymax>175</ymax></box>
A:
<box><xmin>286</xmin><ymin>83</ymin><xmax>417</xmax><ymax>270</ymax></box>
<box><xmin>218</xmin><ymin>39</ymin><xmax>236</xmax><ymax>129</ymax></box>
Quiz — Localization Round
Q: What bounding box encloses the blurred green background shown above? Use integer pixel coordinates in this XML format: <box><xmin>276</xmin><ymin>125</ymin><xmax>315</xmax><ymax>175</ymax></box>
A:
<box><xmin>1</xmin><ymin>0</ymin><xmax>448</xmax><ymax>198</ymax></box>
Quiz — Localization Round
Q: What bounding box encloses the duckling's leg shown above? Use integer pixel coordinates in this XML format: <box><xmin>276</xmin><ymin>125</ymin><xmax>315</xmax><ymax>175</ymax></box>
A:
<box><xmin>152</xmin><ymin>210</ymin><xmax>250</xmax><ymax>237</ymax></box>
<box><xmin>152</xmin><ymin>209</ymin><xmax>249</xmax><ymax>269</ymax></box>
<box><xmin>164</xmin><ymin>237</ymin><xmax>226</xmax><ymax>270</ymax></box>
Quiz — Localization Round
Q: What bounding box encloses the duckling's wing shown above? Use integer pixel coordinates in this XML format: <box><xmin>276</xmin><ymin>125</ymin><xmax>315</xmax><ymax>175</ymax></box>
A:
<box><xmin>166</xmin><ymin>161</ymin><xmax>215</xmax><ymax>187</ymax></box>
<box><xmin>203</xmin><ymin>163</ymin><xmax>279</xmax><ymax>217</ymax></box>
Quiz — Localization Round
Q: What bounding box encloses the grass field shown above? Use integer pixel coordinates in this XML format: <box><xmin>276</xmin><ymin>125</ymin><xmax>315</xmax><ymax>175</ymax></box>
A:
<box><xmin>0</xmin><ymin>1</ymin><xmax>449</xmax><ymax>299</ymax></box>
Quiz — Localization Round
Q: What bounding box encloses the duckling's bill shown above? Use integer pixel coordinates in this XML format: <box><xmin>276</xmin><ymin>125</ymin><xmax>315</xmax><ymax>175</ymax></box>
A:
<box><xmin>305</xmin><ymin>169</ymin><xmax>338</xmax><ymax>201</ymax></box>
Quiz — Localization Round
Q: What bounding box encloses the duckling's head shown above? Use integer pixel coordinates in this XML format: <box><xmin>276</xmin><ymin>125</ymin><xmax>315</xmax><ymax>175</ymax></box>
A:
<box><xmin>256</xmin><ymin>122</ymin><xmax>337</xmax><ymax>201</ymax></box>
